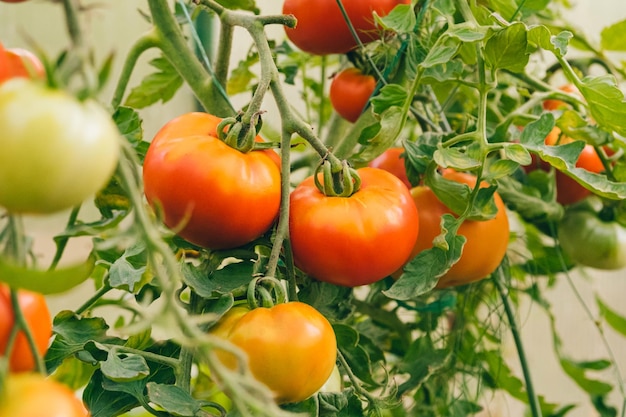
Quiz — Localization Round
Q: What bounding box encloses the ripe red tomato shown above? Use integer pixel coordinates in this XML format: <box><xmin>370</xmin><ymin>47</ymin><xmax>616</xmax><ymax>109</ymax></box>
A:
<box><xmin>142</xmin><ymin>112</ymin><xmax>281</xmax><ymax>250</ymax></box>
<box><xmin>368</xmin><ymin>147</ymin><xmax>411</xmax><ymax>188</ymax></box>
<box><xmin>283</xmin><ymin>0</ymin><xmax>410</xmax><ymax>55</ymax></box>
<box><xmin>289</xmin><ymin>167</ymin><xmax>419</xmax><ymax>287</ymax></box>
<box><xmin>0</xmin><ymin>44</ymin><xmax>44</xmax><ymax>84</ymax></box>
<box><xmin>398</xmin><ymin>170</ymin><xmax>510</xmax><ymax>288</ymax></box>
<box><xmin>211</xmin><ymin>302</ymin><xmax>337</xmax><ymax>404</ymax></box>
<box><xmin>0</xmin><ymin>373</ymin><xmax>88</xmax><ymax>417</ymax></box>
<box><xmin>329</xmin><ymin>68</ymin><xmax>376</xmax><ymax>123</ymax></box>
<box><xmin>526</xmin><ymin>127</ymin><xmax>604</xmax><ymax>205</ymax></box>
<box><xmin>0</xmin><ymin>285</ymin><xmax>52</xmax><ymax>372</ymax></box>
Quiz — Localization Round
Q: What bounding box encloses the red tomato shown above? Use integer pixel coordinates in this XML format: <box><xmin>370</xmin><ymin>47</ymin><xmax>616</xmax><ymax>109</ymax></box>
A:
<box><xmin>368</xmin><ymin>147</ymin><xmax>411</xmax><ymax>188</ymax></box>
<box><xmin>289</xmin><ymin>167</ymin><xmax>419</xmax><ymax>287</ymax></box>
<box><xmin>542</xmin><ymin>84</ymin><xmax>581</xmax><ymax>111</ymax></box>
<box><xmin>283</xmin><ymin>0</ymin><xmax>410</xmax><ymax>55</ymax></box>
<box><xmin>211</xmin><ymin>302</ymin><xmax>337</xmax><ymax>404</ymax></box>
<box><xmin>329</xmin><ymin>68</ymin><xmax>376</xmax><ymax>123</ymax></box>
<box><xmin>0</xmin><ymin>285</ymin><xmax>52</xmax><ymax>372</ymax></box>
<box><xmin>0</xmin><ymin>373</ymin><xmax>88</xmax><ymax>417</ymax></box>
<box><xmin>398</xmin><ymin>170</ymin><xmax>510</xmax><ymax>288</ymax></box>
<box><xmin>142</xmin><ymin>112</ymin><xmax>281</xmax><ymax>250</ymax></box>
<box><xmin>0</xmin><ymin>44</ymin><xmax>44</xmax><ymax>84</ymax></box>
<box><xmin>527</xmin><ymin>127</ymin><xmax>604</xmax><ymax>205</ymax></box>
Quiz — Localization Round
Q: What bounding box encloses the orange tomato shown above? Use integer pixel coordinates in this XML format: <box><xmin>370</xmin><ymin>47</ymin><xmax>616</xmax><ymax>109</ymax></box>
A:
<box><xmin>368</xmin><ymin>147</ymin><xmax>411</xmax><ymax>188</ymax></box>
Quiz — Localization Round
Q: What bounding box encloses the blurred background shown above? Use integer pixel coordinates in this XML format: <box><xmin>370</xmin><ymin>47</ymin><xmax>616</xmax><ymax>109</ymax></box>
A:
<box><xmin>1</xmin><ymin>0</ymin><xmax>626</xmax><ymax>415</ymax></box>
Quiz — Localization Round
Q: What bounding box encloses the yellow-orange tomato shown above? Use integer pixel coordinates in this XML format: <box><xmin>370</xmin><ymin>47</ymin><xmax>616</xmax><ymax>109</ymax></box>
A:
<box><xmin>211</xmin><ymin>302</ymin><xmax>337</xmax><ymax>404</ymax></box>
<box><xmin>400</xmin><ymin>170</ymin><xmax>510</xmax><ymax>288</ymax></box>
<box><xmin>0</xmin><ymin>285</ymin><xmax>52</xmax><ymax>372</ymax></box>
<box><xmin>0</xmin><ymin>373</ymin><xmax>89</xmax><ymax>417</ymax></box>
<box><xmin>542</xmin><ymin>84</ymin><xmax>581</xmax><ymax>111</ymax></box>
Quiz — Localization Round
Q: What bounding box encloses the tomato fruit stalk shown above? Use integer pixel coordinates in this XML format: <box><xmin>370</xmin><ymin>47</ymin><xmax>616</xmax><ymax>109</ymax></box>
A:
<box><xmin>290</xmin><ymin>167</ymin><xmax>419</xmax><ymax>287</ymax></box>
<box><xmin>142</xmin><ymin>112</ymin><xmax>281</xmax><ymax>250</ymax></box>
<box><xmin>211</xmin><ymin>302</ymin><xmax>337</xmax><ymax>404</ymax></box>
<box><xmin>0</xmin><ymin>285</ymin><xmax>52</xmax><ymax>373</ymax></box>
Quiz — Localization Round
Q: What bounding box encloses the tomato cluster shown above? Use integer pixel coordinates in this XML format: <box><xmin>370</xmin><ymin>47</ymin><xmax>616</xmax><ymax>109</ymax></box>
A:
<box><xmin>211</xmin><ymin>302</ymin><xmax>337</xmax><ymax>404</ymax></box>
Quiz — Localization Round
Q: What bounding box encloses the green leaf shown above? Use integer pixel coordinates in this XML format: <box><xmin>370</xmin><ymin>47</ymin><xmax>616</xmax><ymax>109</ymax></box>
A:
<box><xmin>146</xmin><ymin>383</ymin><xmax>204</xmax><ymax>416</ymax></box>
<box><xmin>600</xmin><ymin>19</ymin><xmax>626</xmax><ymax>51</ymax></box>
<box><xmin>182</xmin><ymin>255</ymin><xmax>256</xmax><ymax>298</ymax></box>
<box><xmin>559</xmin><ymin>358</ymin><xmax>613</xmax><ymax>395</ymax></box>
<box><xmin>108</xmin><ymin>242</ymin><xmax>148</xmax><ymax>293</ymax></box>
<box><xmin>375</xmin><ymin>4</ymin><xmax>415</xmax><ymax>33</ymax></box>
<box><xmin>351</xmin><ymin>106</ymin><xmax>405</xmax><ymax>165</ymax></box>
<box><xmin>113</xmin><ymin>106</ymin><xmax>147</xmax><ymax>161</ymax></box>
<box><xmin>596</xmin><ymin>296</ymin><xmax>626</xmax><ymax>337</ymax></box>
<box><xmin>101</xmin><ymin>351</ymin><xmax>151</xmax><ymax>382</ymax></box>
<box><xmin>318</xmin><ymin>389</ymin><xmax>365</xmax><ymax>417</ymax></box>
<box><xmin>0</xmin><ymin>254</ymin><xmax>95</xmax><ymax>295</ymax></box>
<box><xmin>447</xmin><ymin>22</ymin><xmax>487</xmax><ymax>42</ymax></box>
<box><xmin>484</xmin><ymin>23</ymin><xmax>529</xmax><ymax>73</ymax></box>
<box><xmin>370</xmin><ymin>84</ymin><xmax>407</xmax><ymax>115</ymax></box>
<box><xmin>484</xmin><ymin>159</ymin><xmax>520</xmax><ymax>181</ymax></box>
<box><xmin>297</xmin><ymin>281</ymin><xmax>354</xmax><ymax>321</ymax></box>
<box><xmin>433</xmin><ymin>146</ymin><xmax>481</xmax><ymax>171</ymax></box>
<box><xmin>497</xmin><ymin>173</ymin><xmax>563</xmax><ymax>222</ymax></box>
<box><xmin>333</xmin><ymin>324</ymin><xmax>383</xmax><ymax>387</ymax></box>
<box><xmin>421</xmin><ymin>36</ymin><xmax>461</xmax><ymax>69</ymax></box>
<box><xmin>556</xmin><ymin>110</ymin><xmax>611</xmax><ymax>146</ymax></box>
<box><xmin>502</xmin><ymin>143</ymin><xmax>532</xmax><ymax>165</ymax></box>
<box><xmin>124</xmin><ymin>57</ymin><xmax>183</xmax><ymax>109</ymax></box>
<box><xmin>528</xmin><ymin>26</ymin><xmax>571</xmax><ymax>57</ymax></box>
<box><xmin>384</xmin><ymin>215</ymin><xmax>464</xmax><ymax>300</ymax></box>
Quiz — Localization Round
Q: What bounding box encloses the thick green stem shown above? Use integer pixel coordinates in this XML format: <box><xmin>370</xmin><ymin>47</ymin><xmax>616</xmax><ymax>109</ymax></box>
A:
<box><xmin>214</xmin><ymin>22</ymin><xmax>234</xmax><ymax>89</ymax></box>
<box><xmin>147</xmin><ymin>0</ymin><xmax>234</xmax><ymax>116</ymax></box>
<box><xmin>111</xmin><ymin>31</ymin><xmax>159</xmax><ymax>109</ymax></box>
<box><xmin>493</xmin><ymin>263</ymin><xmax>543</xmax><ymax>417</ymax></box>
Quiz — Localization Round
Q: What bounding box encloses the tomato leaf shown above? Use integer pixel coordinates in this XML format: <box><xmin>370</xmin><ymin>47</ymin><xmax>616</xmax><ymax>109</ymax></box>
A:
<box><xmin>484</xmin><ymin>23</ymin><xmax>529</xmax><ymax>73</ymax></box>
<box><xmin>318</xmin><ymin>389</ymin><xmax>366</xmax><ymax>417</ymax></box>
<box><xmin>333</xmin><ymin>324</ymin><xmax>383</xmax><ymax>387</ymax></box>
<box><xmin>297</xmin><ymin>281</ymin><xmax>354</xmax><ymax>321</ymax></box>
<box><xmin>596</xmin><ymin>296</ymin><xmax>626</xmax><ymax>337</ymax></box>
<box><xmin>369</xmin><ymin>84</ymin><xmax>407</xmax><ymax>115</ymax></box>
<box><xmin>147</xmin><ymin>382</ymin><xmax>204</xmax><ymax>416</ymax></box>
<box><xmin>101</xmin><ymin>351</ymin><xmax>150</xmax><ymax>383</ymax></box>
<box><xmin>600</xmin><ymin>18</ymin><xmax>626</xmax><ymax>51</ymax></box>
<box><xmin>0</xmin><ymin>254</ymin><xmax>95</xmax><ymax>295</ymax></box>
<box><xmin>556</xmin><ymin>110</ymin><xmax>611</xmax><ymax>146</ymax></box>
<box><xmin>384</xmin><ymin>215</ymin><xmax>465</xmax><ymax>300</ymax></box>
<box><xmin>497</xmin><ymin>172</ymin><xmax>563</xmax><ymax>222</ymax></box>
<box><xmin>108</xmin><ymin>242</ymin><xmax>148</xmax><ymax>293</ymax></box>
<box><xmin>351</xmin><ymin>106</ymin><xmax>405</xmax><ymax>164</ymax></box>
<box><xmin>374</xmin><ymin>4</ymin><xmax>416</xmax><ymax>33</ymax></box>
<box><xmin>124</xmin><ymin>56</ymin><xmax>183</xmax><ymax>109</ymax></box>
<box><xmin>433</xmin><ymin>146</ymin><xmax>481</xmax><ymax>171</ymax></box>
<box><xmin>182</xmin><ymin>255</ymin><xmax>257</xmax><ymax>298</ymax></box>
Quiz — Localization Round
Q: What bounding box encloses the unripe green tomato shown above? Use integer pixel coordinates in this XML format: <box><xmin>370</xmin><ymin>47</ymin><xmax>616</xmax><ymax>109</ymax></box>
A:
<box><xmin>0</xmin><ymin>79</ymin><xmax>120</xmax><ymax>214</ymax></box>
<box><xmin>558</xmin><ymin>208</ymin><xmax>626</xmax><ymax>270</ymax></box>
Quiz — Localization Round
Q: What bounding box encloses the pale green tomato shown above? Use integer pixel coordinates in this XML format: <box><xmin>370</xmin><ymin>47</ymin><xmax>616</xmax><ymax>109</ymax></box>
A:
<box><xmin>0</xmin><ymin>79</ymin><xmax>120</xmax><ymax>214</ymax></box>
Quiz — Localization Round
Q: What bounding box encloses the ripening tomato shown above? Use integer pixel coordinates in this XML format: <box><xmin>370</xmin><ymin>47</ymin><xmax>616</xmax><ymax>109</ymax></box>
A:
<box><xmin>283</xmin><ymin>0</ymin><xmax>410</xmax><ymax>55</ymax></box>
<box><xmin>329</xmin><ymin>68</ymin><xmax>376</xmax><ymax>123</ymax></box>
<box><xmin>0</xmin><ymin>373</ymin><xmax>88</xmax><ymax>417</ymax></box>
<box><xmin>290</xmin><ymin>167</ymin><xmax>419</xmax><ymax>287</ymax></box>
<box><xmin>0</xmin><ymin>45</ymin><xmax>45</xmax><ymax>83</ymax></box>
<box><xmin>368</xmin><ymin>147</ymin><xmax>411</xmax><ymax>188</ymax></box>
<box><xmin>142</xmin><ymin>112</ymin><xmax>281</xmax><ymax>250</ymax></box>
<box><xmin>542</xmin><ymin>84</ymin><xmax>581</xmax><ymax>111</ymax></box>
<box><xmin>398</xmin><ymin>170</ymin><xmax>510</xmax><ymax>288</ymax></box>
<box><xmin>526</xmin><ymin>127</ymin><xmax>604</xmax><ymax>205</ymax></box>
<box><xmin>211</xmin><ymin>302</ymin><xmax>337</xmax><ymax>404</ymax></box>
<box><xmin>0</xmin><ymin>79</ymin><xmax>120</xmax><ymax>214</ymax></box>
<box><xmin>0</xmin><ymin>285</ymin><xmax>52</xmax><ymax>372</ymax></box>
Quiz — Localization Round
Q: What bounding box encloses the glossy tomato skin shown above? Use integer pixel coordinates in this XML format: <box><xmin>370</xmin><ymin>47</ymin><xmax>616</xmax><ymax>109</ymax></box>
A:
<box><xmin>368</xmin><ymin>147</ymin><xmax>411</xmax><ymax>188</ymax></box>
<box><xmin>290</xmin><ymin>167</ymin><xmax>419</xmax><ymax>287</ymax></box>
<box><xmin>558</xmin><ymin>206</ymin><xmax>626</xmax><ymax>270</ymax></box>
<box><xmin>0</xmin><ymin>79</ymin><xmax>120</xmax><ymax>214</ymax></box>
<box><xmin>212</xmin><ymin>302</ymin><xmax>337</xmax><ymax>404</ymax></box>
<box><xmin>142</xmin><ymin>112</ymin><xmax>281</xmax><ymax>250</ymax></box>
<box><xmin>400</xmin><ymin>170</ymin><xmax>510</xmax><ymax>288</ymax></box>
<box><xmin>0</xmin><ymin>373</ymin><xmax>88</xmax><ymax>417</ymax></box>
<box><xmin>0</xmin><ymin>285</ymin><xmax>52</xmax><ymax>372</ymax></box>
<box><xmin>283</xmin><ymin>0</ymin><xmax>410</xmax><ymax>55</ymax></box>
<box><xmin>0</xmin><ymin>46</ymin><xmax>45</xmax><ymax>83</ymax></box>
<box><xmin>329</xmin><ymin>68</ymin><xmax>376</xmax><ymax>123</ymax></box>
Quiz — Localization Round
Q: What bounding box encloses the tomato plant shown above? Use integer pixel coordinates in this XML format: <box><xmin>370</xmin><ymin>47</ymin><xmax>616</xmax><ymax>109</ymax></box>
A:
<box><xmin>0</xmin><ymin>373</ymin><xmax>87</xmax><ymax>417</ymax></box>
<box><xmin>282</xmin><ymin>0</ymin><xmax>410</xmax><ymax>55</ymax></box>
<box><xmin>542</xmin><ymin>84</ymin><xmax>581</xmax><ymax>111</ymax></box>
<box><xmin>398</xmin><ymin>170</ymin><xmax>510</xmax><ymax>288</ymax></box>
<box><xmin>290</xmin><ymin>167</ymin><xmax>419</xmax><ymax>287</ymax></box>
<box><xmin>329</xmin><ymin>67</ymin><xmax>377</xmax><ymax>123</ymax></box>
<box><xmin>0</xmin><ymin>79</ymin><xmax>120</xmax><ymax>214</ymax></box>
<box><xmin>211</xmin><ymin>302</ymin><xmax>337</xmax><ymax>404</ymax></box>
<box><xmin>142</xmin><ymin>112</ymin><xmax>281</xmax><ymax>249</ymax></box>
<box><xmin>368</xmin><ymin>147</ymin><xmax>411</xmax><ymax>188</ymax></box>
<box><xmin>0</xmin><ymin>285</ymin><xmax>51</xmax><ymax>373</ymax></box>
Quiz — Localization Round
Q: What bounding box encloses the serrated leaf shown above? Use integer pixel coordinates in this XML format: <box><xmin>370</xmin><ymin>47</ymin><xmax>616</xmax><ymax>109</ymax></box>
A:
<box><xmin>124</xmin><ymin>57</ymin><xmax>183</xmax><ymax>109</ymax></box>
<box><xmin>370</xmin><ymin>84</ymin><xmax>407</xmax><ymax>115</ymax></box>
